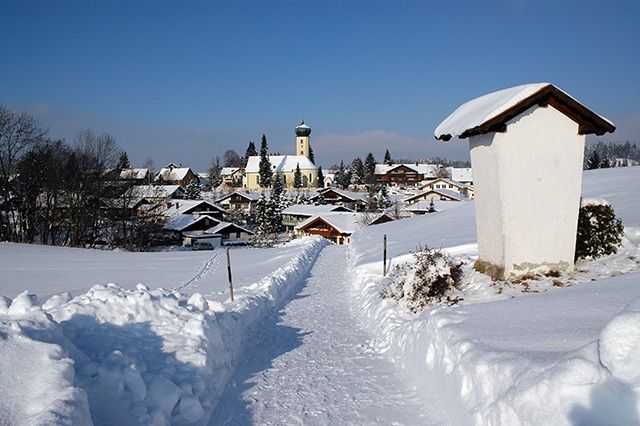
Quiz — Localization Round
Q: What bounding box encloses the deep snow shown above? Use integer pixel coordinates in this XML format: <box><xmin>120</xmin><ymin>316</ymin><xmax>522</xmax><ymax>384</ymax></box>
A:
<box><xmin>1</xmin><ymin>166</ymin><xmax>639</xmax><ymax>425</ymax></box>
<box><xmin>349</xmin><ymin>166</ymin><xmax>640</xmax><ymax>425</ymax></box>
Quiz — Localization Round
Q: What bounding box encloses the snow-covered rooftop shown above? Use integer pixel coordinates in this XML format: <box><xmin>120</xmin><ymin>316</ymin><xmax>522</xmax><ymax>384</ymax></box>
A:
<box><xmin>283</xmin><ymin>204</ymin><xmax>352</xmax><ymax>216</ymax></box>
<box><xmin>434</xmin><ymin>83</ymin><xmax>615</xmax><ymax>140</ymax></box>
<box><xmin>221</xmin><ymin>167</ymin><xmax>241</xmax><ymax>175</ymax></box>
<box><xmin>132</xmin><ymin>185</ymin><xmax>183</xmax><ymax>200</ymax></box>
<box><xmin>448</xmin><ymin>167</ymin><xmax>473</xmax><ymax>183</ymax></box>
<box><xmin>164</xmin><ymin>214</ymin><xmax>219</xmax><ymax>232</ymax></box>
<box><xmin>314</xmin><ymin>188</ymin><xmax>366</xmax><ymax>202</ymax></box>
<box><xmin>156</xmin><ymin>167</ymin><xmax>193</xmax><ymax>181</ymax></box>
<box><xmin>119</xmin><ymin>168</ymin><xmax>149</xmax><ymax>180</ymax></box>
<box><xmin>205</xmin><ymin>221</ymin><xmax>253</xmax><ymax>236</ymax></box>
<box><xmin>245</xmin><ymin>155</ymin><xmax>316</xmax><ymax>173</ymax></box>
<box><xmin>374</xmin><ymin>163</ymin><xmax>439</xmax><ymax>177</ymax></box>
<box><xmin>296</xmin><ymin>212</ymin><xmax>365</xmax><ymax>234</ymax></box>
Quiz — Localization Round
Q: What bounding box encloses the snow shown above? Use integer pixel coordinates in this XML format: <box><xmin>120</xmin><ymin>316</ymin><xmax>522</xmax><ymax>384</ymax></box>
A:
<box><xmin>131</xmin><ymin>184</ymin><xmax>183</xmax><ymax>200</ymax></box>
<box><xmin>245</xmin><ymin>155</ymin><xmax>316</xmax><ymax>173</ymax></box>
<box><xmin>434</xmin><ymin>83</ymin><xmax>552</xmax><ymax>139</ymax></box>
<box><xmin>296</xmin><ymin>211</ymin><xmax>366</xmax><ymax>234</ymax></box>
<box><xmin>448</xmin><ymin>167</ymin><xmax>473</xmax><ymax>183</ymax></box>
<box><xmin>1</xmin><ymin>166</ymin><xmax>639</xmax><ymax>424</ymax></box>
<box><xmin>348</xmin><ymin>165</ymin><xmax>640</xmax><ymax>425</ymax></box>
<box><xmin>374</xmin><ymin>163</ymin><xmax>439</xmax><ymax>177</ymax></box>
<box><xmin>211</xmin><ymin>245</ymin><xmax>442</xmax><ymax>424</ymax></box>
<box><xmin>163</xmin><ymin>213</ymin><xmax>219</xmax><ymax>231</ymax></box>
<box><xmin>282</xmin><ymin>203</ymin><xmax>351</xmax><ymax>216</ymax></box>
<box><xmin>0</xmin><ymin>237</ymin><xmax>328</xmax><ymax>425</ymax></box>
<box><xmin>156</xmin><ymin>167</ymin><xmax>192</xmax><ymax>182</ymax></box>
<box><xmin>118</xmin><ymin>168</ymin><xmax>149</xmax><ymax>180</ymax></box>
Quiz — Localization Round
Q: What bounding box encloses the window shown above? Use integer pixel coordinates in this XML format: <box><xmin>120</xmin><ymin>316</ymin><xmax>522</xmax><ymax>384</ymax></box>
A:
<box><xmin>236</xmin><ymin>232</ymin><xmax>241</xmax><ymax>238</ymax></box>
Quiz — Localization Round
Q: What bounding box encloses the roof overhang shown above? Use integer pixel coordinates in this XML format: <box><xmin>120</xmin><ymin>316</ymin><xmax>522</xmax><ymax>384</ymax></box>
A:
<box><xmin>435</xmin><ymin>84</ymin><xmax>615</xmax><ymax>141</ymax></box>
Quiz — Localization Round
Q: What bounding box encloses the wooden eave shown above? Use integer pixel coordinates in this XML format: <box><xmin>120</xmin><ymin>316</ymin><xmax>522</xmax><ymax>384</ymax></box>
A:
<box><xmin>439</xmin><ymin>84</ymin><xmax>615</xmax><ymax>140</ymax></box>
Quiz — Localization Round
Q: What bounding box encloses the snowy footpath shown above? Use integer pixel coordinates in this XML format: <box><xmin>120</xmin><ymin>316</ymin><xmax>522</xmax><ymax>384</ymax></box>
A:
<box><xmin>211</xmin><ymin>245</ymin><xmax>441</xmax><ymax>425</ymax></box>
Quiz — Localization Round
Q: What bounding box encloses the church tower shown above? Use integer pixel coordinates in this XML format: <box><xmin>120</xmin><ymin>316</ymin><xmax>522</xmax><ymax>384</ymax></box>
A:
<box><xmin>295</xmin><ymin>121</ymin><xmax>311</xmax><ymax>158</ymax></box>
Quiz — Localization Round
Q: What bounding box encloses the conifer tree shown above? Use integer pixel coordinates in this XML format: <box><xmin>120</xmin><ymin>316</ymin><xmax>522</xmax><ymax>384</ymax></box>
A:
<box><xmin>185</xmin><ymin>181</ymin><xmax>201</xmax><ymax>200</ymax></box>
<box><xmin>317</xmin><ymin>166</ymin><xmax>324</xmax><ymax>189</ymax></box>
<box><xmin>377</xmin><ymin>184</ymin><xmax>392</xmax><ymax>211</ymax></box>
<box><xmin>258</xmin><ymin>134</ymin><xmax>272</xmax><ymax>187</ymax></box>
<box><xmin>243</xmin><ymin>141</ymin><xmax>257</xmax><ymax>167</ymax></box>
<box><xmin>116</xmin><ymin>151</ymin><xmax>130</xmax><ymax>170</ymax></box>
<box><xmin>350</xmin><ymin>157</ymin><xmax>364</xmax><ymax>185</ymax></box>
<box><xmin>364</xmin><ymin>152</ymin><xmax>377</xmax><ymax>184</ymax></box>
<box><xmin>255</xmin><ymin>194</ymin><xmax>272</xmax><ymax>236</ymax></box>
<box><xmin>293</xmin><ymin>163</ymin><xmax>303</xmax><ymax>188</ymax></box>
<box><xmin>383</xmin><ymin>149</ymin><xmax>392</xmax><ymax>165</ymax></box>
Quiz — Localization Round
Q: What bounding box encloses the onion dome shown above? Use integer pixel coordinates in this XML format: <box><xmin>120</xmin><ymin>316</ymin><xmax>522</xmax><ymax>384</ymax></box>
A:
<box><xmin>295</xmin><ymin>121</ymin><xmax>311</xmax><ymax>137</ymax></box>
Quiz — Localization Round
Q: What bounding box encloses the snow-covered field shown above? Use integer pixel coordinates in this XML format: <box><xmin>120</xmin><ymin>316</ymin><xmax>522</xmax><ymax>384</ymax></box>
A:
<box><xmin>0</xmin><ymin>242</ymin><xmax>314</xmax><ymax>301</ymax></box>
<box><xmin>349</xmin><ymin>166</ymin><xmax>640</xmax><ymax>425</ymax></box>
<box><xmin>1</xmin><ymin>166</ymin><xmax>639</xmax><ymax>425</ymax></box>
<box><xmin>0</xmin><ymin>237</ymin><xmax>328</xmax><ymax>425</ymax></box>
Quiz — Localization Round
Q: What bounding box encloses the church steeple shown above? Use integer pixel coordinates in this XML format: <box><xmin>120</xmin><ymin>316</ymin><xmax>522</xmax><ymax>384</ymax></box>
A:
<box><xmin>295</xmin><ymin>121</ymin><xmax>311</xmax><ymax>158</ymax></box>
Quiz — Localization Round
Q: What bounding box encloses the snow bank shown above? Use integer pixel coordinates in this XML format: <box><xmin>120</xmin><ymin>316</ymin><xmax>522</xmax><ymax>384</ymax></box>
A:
<box><xmin>0</xmin><ymin>292</ymin><xmax>92</xmax><ymax>425</ymax></box>
<box><xmin>349</xmin><ymin>237</ymin><xmax>640</xmax><ymax>425</ymax></box>
<box><xmin>2</xmin><ymin>237</ymin><xmax>327</xmax><ymax>425</ymax></box>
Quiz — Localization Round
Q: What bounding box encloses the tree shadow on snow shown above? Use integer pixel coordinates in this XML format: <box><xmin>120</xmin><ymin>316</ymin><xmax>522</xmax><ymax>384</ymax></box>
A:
<box><xmin>209</xmin><ymin>270</ymin><xmax>315</xmax><ymax>425</ymax></box>
<box><xmin>569</xmin><ymin>379</ymin><xmax>638</xmax><ymax>426</ymax></box>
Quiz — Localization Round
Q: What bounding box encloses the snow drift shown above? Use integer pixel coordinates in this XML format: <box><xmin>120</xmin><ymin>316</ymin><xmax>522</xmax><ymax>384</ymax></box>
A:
<box><xmin>0</xmin><ymin>237</ymin><xmax>327</xmax><ymax>425</ymax></box>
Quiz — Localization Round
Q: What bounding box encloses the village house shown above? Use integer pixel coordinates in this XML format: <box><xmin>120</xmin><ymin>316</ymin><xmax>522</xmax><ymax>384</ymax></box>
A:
<box><xmin>282</xmin><ymin>204</ymin><xmax>354</xmax><ymax>232</ymax></box>
<box><xmin>155</xmin><ymin>163</ymin><xmax>199</xmax><ymax>187</ymax></box>
<box><xmin>418</xmin><ymin>177</ymin><xmax>475</xmax><ymax>199</ymax></box>
<box><xmin>374</xmin><ymin>163</ymin><xmax>439</xmax><ymax>187</ymax></box>
<box><xmin>215</xmin><ymin>191</ymin><xmax>264</xmax><ymax>212</ymax></box>
<box><xmin>435</xmin><ymin>82</ymin><xmax>615</xmax><ymax>278</ymax></box>
<box><xmin>404</xmin><ymin>188</ymin><xmax>463</xmax><ymax>205</ymax></box>
<box><xmin>309</xmin><ymin>188</ymin><xmax>367</xmax><ymax>211</ymax></box>
<box><xmin>295</xmin><ymin>212</ymin><xmax>365</xmax><ymax>245</ymax></box>
<box><xmin>244</xmin><ymin>122</ymin><xmax>318</xmax><ymax>189</ymax></box>
<box><xmin>221</xmin><ymin>167</ymin><xmax>244</xmax><ymax>187</ymax></box>
<box><xmin>447</xmin><ymin>167</ymin><xmax>473</xmax><ymax>186</ymax></box>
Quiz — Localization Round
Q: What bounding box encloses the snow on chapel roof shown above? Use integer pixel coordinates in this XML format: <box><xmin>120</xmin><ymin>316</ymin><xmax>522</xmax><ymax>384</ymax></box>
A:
<box><xmin>245</xmin><ymin>155</ymin><xmax>317</xmax><ymax>173</ymax></box>
<box><xmin>434</xmin><ymin>83</ymin><xmax>615</xmax><ymax>141</ymax></box>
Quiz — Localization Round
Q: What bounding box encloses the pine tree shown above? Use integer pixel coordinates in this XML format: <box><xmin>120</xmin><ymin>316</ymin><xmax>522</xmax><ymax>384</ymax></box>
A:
<box><xmin>255</xmin><ymin>194</ymin><xmax>272</xmax><ymax>236</ymax></box>
<box><xmin>383</xmin><ymin>149</ymin><xmax>392</xmax><ymax>165</ymax></box>
<box><xmin>243</xmin><ymin>141</ymin><xmax>257</xmax><ymax>167</ymax></box>
<box><xmin>271</xmin><ymin>174</ymin><xmax>284</xmax><ymax>232</ymax></box>
<box><xmin>317</xmin><ymin>166</ymin><xmax>324</xmax><ymax>189</ymax></box>
<box><xmin>116</xmin><ymin>151</ymin><xmax>130</xmax><ymax>170</ymax></box>
<box><xmin>258</xmin><ymin>134</ymin><xmax>272</xmax><ymax>187</ymax></box>
<box><xmin>377</xmin><ymin>185</ymin><xmax>392</xmax><ymax>211</ymax></box>
<box><xmin>587</xmin><ymin>151</ymin><xmax>601</xmax><ymax>170</ymax></box>
<box><xmin>185</xmin><ymin>181</ymin><xmax>201</xmax><ymax>200</ymax></box>
<box><xmin>293</xmin><ymin>163</ymin><xmax>303</xmax><ymax>188</ymax></box>
<box><xmin>350</xmin><ymin>157</ymin><xmax>364</xmax><ymax>185</ymax></box>
<box><xmin>364</xmin><ymin>152</ymin><xmax>377</xmax><ymax>184</ymax></box>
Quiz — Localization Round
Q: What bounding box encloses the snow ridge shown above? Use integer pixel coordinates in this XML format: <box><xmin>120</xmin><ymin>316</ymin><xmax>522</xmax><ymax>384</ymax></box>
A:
<box><xmin>0</xmin><ymin>237</ymin><xmax>328</xmax><ymax>425</ymax></box>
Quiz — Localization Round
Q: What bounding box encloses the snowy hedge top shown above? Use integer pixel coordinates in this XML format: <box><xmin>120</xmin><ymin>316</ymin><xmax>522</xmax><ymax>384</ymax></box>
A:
<box><xmin>434</xmin><ymin>83</ymin><xmax>614</xmax><ymax>140</ymax></box>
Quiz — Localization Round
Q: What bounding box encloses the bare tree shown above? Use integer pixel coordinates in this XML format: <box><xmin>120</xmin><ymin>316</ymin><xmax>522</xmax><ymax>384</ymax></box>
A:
<box><xmin>0</xmin><ymin>105</ymin><xmax>47</xmax><ymax>240</ymax></box>
<box><xmin>223</xmin><ymin>149</ymin><xmax>242</xmax><ymax>167</ymax></box>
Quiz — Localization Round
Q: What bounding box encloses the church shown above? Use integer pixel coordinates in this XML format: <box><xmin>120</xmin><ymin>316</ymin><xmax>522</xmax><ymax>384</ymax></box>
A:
<box><xmin>244</xmin><ymin>122</ymin><xmax>319</xmax><ymax>189</ymax></box>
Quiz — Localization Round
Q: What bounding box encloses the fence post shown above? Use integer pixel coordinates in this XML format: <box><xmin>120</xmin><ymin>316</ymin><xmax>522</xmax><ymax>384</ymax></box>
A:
<box><xmin>383</xmin><ymin>234</ymin><xmax>387</xmax><ymax>276</ymax></box>
<box><xmin>226</xmin><ymin>247</ymin><xmax>234</xmax><ymax>302</ymax></box>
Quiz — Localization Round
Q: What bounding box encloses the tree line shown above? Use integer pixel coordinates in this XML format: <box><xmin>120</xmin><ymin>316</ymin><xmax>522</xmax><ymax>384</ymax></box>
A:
<box><xmin>0</xmin><ymin>105</ymin><xmax>168</xmax><ymax>249</ymax></box>
<box><xmin>584</xmin><ymin>141</ymin><xmax>640</xmax><ymax>170</ymax></box>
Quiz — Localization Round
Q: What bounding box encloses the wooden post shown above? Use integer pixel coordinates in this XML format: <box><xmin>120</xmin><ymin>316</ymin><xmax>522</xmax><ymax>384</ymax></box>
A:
<box><xmin>383</xmin><ymin>234</ymin><xmax>387</xmax><ymax>276</ymax></box>
<box><xmin>226</xmin><ymin>247</ymin><xmax>234</xmax><ymax>302</ymax></box>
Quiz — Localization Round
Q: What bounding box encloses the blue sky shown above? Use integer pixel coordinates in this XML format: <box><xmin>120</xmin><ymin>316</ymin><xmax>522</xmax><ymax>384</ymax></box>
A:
<box><xmin>1</xmin><ymin>0</ymin><xmax>639</xmax><ymax>170</ymax></box>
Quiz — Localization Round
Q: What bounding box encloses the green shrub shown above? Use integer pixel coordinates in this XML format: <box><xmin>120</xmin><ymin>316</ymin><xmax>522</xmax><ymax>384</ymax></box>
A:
<box><xmin>575</xmin><ymin>203</ymin><xmax>624</xmax><ymax>260</ymax></box>
<box><xmin>381</xmin><ymin>245</ymin><xmax>463</xmax><ymax>313</ymax></box>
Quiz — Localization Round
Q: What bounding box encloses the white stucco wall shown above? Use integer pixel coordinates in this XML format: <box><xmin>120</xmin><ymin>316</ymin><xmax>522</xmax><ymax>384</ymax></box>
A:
<box><xmin>469</xmin><ymin>105</ymin><xmax>585</xmax><ymax>277</ymax></box>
